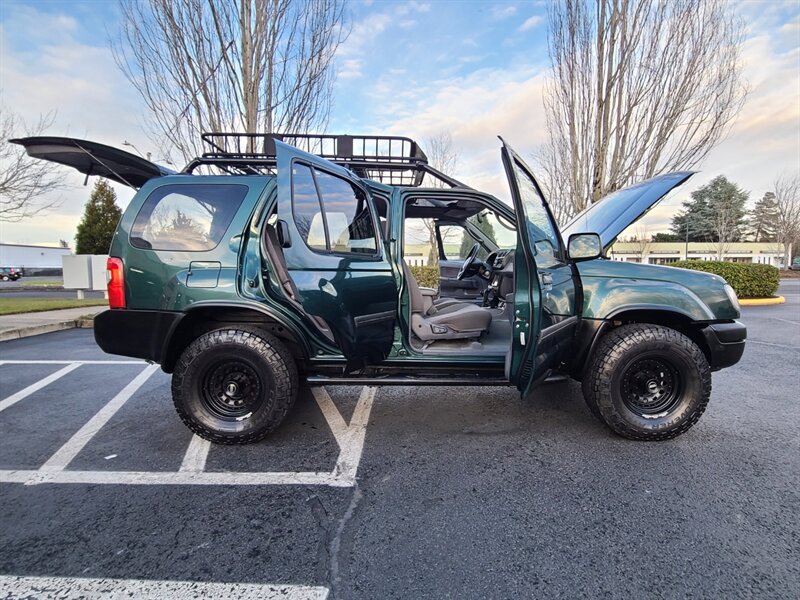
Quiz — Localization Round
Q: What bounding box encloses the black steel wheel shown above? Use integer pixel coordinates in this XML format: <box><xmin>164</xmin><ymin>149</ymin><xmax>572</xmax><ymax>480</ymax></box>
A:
<box><xmin>172</xmin><ymin>327</ymin><xmax>298</xmax><ymax>444</ymax></box>
<box><xmin>582</xmin><ymin>324</ymin><xmax>711</xmax><ymax>441</ymax></box>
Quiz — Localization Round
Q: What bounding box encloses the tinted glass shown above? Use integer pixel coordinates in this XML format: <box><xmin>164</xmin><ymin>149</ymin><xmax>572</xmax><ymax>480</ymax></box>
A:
<box><xmin>512</xmin><ymin>160</ymin><xmax>561</xmax><ymax>267</ymax></box>
<box><xmin>292</xmin><ymin>163</ymin><xmax>327</xmax><ymax>250</ymax></box>
<box><xmin>314</xmin><ymin>168</ymin><xmax>377</xmax><ymax>254</ymax></box>
<box><xmin>131</xmin><ymin>184</ymin><xmax>246</xmax><ymax>251</ymax></box>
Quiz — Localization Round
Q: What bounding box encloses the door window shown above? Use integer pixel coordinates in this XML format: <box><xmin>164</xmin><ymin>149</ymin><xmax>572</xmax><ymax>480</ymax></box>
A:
<box><xmin>291</xmin><ymin>162</ymin><xmax>379</xmax><ymax>255</ymax></box>
<box><xmin>511</xmin><ymin>160</ymin><xmax>562</xmax><ymax>268</ymax></box>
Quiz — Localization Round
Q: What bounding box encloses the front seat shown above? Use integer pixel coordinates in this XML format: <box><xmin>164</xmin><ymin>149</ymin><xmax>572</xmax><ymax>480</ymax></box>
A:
<box><xmin>403</xmin><ymin>261</ymin><xmax>492</xmax><ymax>341</ymax></box>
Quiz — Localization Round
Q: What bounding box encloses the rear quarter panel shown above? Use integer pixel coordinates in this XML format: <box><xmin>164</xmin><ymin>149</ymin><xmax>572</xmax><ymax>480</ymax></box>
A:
<box><xmin>110</xmin><ymin>175</ymin><xmax>269</xmax><ymax>310</ymax></box>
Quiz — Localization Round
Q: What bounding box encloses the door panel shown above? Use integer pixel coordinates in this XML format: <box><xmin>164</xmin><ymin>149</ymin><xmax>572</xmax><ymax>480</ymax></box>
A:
<box><xmin>500</xmin><ymin>139</ymin><xmax>577</xmax><ymax>395</ymax></box>
<box><xmin>275</xmin><ymin>140</ymin><xmax>398</xmax><ymax>370</ymax></box>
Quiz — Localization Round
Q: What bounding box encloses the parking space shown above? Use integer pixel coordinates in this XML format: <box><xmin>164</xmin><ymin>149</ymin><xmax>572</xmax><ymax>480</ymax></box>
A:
<box><xmin>0</xmin><ymin>354</ymin><xmax>372</xmax><ymax>488</ymax></box>
<box><xmin>0</xmin><ymin>283</ymin><xmax>798</xmax><ymax>599</ymax></box>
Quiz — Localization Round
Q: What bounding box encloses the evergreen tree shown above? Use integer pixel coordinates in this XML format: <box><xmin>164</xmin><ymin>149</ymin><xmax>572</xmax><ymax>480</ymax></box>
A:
<box><xmin>652</xmin><ymin>232</ymin><xmax>682</xmax><ymax>242</ymax></box>
<box><xmin>748</xmin><ymin>192</ymin><xmax>779</xmax><ymax>242</ymax></box>
<box><xmin>671</xmin><ymin>176</ymin><xmax>748</xmax><ymax>243</ymax></box>
<box><xmin>75</xmin><ymin>179</ymin><xmax>122</xmax><ymax>254</ymax></box>
<box><xmin>460</xmin><ymin>213</ymin><xmax>497</xmax><ymax>258</ymax></box>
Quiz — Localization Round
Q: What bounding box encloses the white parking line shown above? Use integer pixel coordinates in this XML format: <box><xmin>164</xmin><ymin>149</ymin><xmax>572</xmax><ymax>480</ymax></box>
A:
<box><xmin>0</xmin><ymin>469</ymin><xmax>349</xmax><ymax>487</ymax></box>
<box><xmin>40</xmin><ymin>364</ymin><xmax>160</xmax><ymax>471</ymax></box>
<box><xmin>0</xmin><ymin>575</ymin><xmax>329</xmax><ymax>599</ymax></box>
<box><xmin>179</xmin><ymin>435</ymin><xmax>212</xmax><ymax>472</ymax></box>
<box><xmin>0</xmin><ymin>363</ymin><xmax>81</xmax><ymax>414</ymax></box>
<box><xmin>0</xmin><ymin>360</ymin><xmax>146</xmax><ymax>365</ymax></box>
<box><xmin>334</xmin><ymin>386</ymin><xmax>377</xmax><ymax>484</ymax></box>
<box><xmin>0</xmin><ymin>361</ymin><xmax>376</xmax><ymax>488</ymax></box>
<box><xmin>312</xmin><ymin>387</ymin><xmax>350</xmax><ymax>445</ymax></box>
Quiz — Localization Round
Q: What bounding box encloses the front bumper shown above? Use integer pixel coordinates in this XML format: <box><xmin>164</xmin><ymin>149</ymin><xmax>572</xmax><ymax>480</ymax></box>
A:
<box><xmin>702</xmin><ymin>320</ymin><xmax>746</xmax><ymax>371</ymax></box>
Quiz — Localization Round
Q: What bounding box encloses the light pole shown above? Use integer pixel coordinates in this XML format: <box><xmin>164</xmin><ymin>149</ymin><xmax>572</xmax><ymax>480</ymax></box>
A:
<box><xmin>122</xmin><ymin>141</ymin><xmax>151</xmax><ymax>162</ymax></box>
<box><xmin>685</xmin><ymin>219</ymin><xmax>690</xmax><ymax>260</ymax></box>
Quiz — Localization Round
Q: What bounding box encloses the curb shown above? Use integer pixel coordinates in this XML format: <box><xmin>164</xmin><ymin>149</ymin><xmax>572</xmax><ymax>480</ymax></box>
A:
<box><xmin>0</xmin><ymin>318</ymin><xmax>94</xmax><ymax>343</ymax></box>
<box><xmin>739</xmin><ymin>296</ymin><xmax>785</xmax><ymax>306</ymax></box>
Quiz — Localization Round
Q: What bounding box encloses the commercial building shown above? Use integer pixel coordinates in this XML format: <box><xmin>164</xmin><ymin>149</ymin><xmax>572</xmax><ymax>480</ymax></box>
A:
<box><xmin>609</xmin><ymin>242</ymin><xmax>786</xmax><ymax>267</ymax></box>
<box><xmin>0</xmin><ymin>243</ymin><xmax>72</xmax><ymax>275</ymax></box>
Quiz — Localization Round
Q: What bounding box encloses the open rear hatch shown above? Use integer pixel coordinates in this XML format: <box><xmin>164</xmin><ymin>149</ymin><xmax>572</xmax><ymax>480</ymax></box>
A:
<box><xmin>10</xmin><ymin>136</ymin><xmax>175</xmax><ymax>189</ymax></box>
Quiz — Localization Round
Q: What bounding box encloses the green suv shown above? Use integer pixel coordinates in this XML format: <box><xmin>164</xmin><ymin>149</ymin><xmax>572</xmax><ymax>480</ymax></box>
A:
<box><xmin>13</xmin><ymin>133</ymin><xmax>746</xmax><ymax>443</ymax></box>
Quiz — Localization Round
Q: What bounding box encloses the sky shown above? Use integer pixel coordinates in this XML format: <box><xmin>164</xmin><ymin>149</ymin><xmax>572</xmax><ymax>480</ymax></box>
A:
<box><xmin>1</xmin><ymin>0</ymin><xmax>798</xmax><ymax>246</ymax></box>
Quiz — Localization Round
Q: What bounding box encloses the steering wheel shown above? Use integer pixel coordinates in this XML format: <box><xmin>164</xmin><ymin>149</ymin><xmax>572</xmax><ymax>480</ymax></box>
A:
<box><xmin>456</xmin><ymin>242</ymin><xmax>481</xmax><ymax>280</ymax></box>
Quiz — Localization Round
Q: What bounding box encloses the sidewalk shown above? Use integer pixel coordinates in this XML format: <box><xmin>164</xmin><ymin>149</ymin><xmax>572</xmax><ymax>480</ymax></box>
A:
<box><xmin>0</xmin><ymin>307</ymin><xmax>105</xmax><ymax>342</ymax></box>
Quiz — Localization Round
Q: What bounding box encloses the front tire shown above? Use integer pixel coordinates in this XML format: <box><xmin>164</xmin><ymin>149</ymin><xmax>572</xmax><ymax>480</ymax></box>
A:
<box><xmin>582</xmin><ymin>324</ymin><xmax>711</xmax><ymax>441</ymax></box>
<box><xmin>172</xmin><ymin>328</ymin><xmax>298</xmax><ymax>444</ymax></box>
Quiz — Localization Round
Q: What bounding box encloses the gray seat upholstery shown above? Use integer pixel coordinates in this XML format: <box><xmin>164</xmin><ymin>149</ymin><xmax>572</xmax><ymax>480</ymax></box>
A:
<box><xmin>403</xmin><ymin>261</ymin><xmax>492</xmax><ymax>341</ymax></box>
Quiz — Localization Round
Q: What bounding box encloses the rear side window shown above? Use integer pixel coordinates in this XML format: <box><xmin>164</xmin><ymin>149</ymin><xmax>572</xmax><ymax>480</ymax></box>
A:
<box><xmin>130</xmin><ymin>184</ymin><xmax>247</xmax><ymax>251</ymax></box>
<box><xmin>291</xmin><ymin>163</ymin><xmax>378</xmax><ymax>255</ymax></box>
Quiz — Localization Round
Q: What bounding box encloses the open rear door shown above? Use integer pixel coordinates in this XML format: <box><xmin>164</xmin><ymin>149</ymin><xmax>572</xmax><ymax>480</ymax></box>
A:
<box><xmin>10</xmin><ymin>137</ymin><xmax>174</xmax><ymax>188</ymax></box>
<box><xmin>274</xmin><ymin>140</ymin><xmax>398</xmax><ymax>371</ymax></box>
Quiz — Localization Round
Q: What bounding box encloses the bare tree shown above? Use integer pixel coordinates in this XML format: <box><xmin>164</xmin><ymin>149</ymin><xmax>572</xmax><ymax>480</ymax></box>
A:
<box><xmin>114</xmin><ymin>0</ymin><xmax>348</xmax><ymax>162</ymax></box>
<box><xmin>416</xmin><ymin>131</ymin><xmax>461</xmax><ymax>265</ymax></box>
<box><xmin>0</xmin><ymin>107</ymin><xmax>66</xmax><ymax>222</ymax></box>
<box><xmin>539</xmin><ymin>0</ymin><xmax>748</xmax><ymax>222</ymax></box>
<box><xmin>630</xmin><ymin>225</ymin><xmax>650</xmax><ymax>262</ymax></box>
<box><xmin>773</xmin><ymin>174</ymin><xmax>800</xmax><ymax>269</ymax></box>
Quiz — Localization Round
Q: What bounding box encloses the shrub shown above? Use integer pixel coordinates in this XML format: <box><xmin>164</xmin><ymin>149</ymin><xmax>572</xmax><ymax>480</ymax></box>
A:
<box><xmin>409</xmin><ymin>265</ymin><xmax>439</xmax><ymax>288</ymax></box>
<box><xmin>672</xmin><ymin>260</ymin><xmax>779</xmax><ymax>298</ymax></box>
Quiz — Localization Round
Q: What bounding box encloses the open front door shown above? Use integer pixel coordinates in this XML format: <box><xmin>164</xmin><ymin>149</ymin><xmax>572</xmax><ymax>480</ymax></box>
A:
<box><xmin>501</xmin><ymin>139</ymin><xmax>578</xmax><ymax>395</ymax></box>
<box><xmin>274</xmin><ymin>140</ymin><xmax>398</xmax><ymax>371</ymax></box>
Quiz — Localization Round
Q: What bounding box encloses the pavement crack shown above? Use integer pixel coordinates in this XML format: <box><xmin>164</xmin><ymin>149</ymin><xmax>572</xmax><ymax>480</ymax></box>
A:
<box><xmin>329</xmin><ymin>483</ymin><xmax>362</xmax><ymax>599</ymax></box>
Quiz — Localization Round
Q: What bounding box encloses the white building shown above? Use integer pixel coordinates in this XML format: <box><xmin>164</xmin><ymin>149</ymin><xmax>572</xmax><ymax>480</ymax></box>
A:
<box><xmin>609</xmin><ymin>242</ymin><xmax>786</xmax><ymax>267</ymax></box>
<box><xmin>0</xmin><ymin>243</ymin><xmax>72</xmax><ymax>275</ymax></box>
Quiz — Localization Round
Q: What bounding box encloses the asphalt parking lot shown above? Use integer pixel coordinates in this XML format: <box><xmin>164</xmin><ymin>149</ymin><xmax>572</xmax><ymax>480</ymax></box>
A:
<box><xmin>0</xmin><ymin>281</ymin><xmax>798</xmax><ymax>599</ymax></box>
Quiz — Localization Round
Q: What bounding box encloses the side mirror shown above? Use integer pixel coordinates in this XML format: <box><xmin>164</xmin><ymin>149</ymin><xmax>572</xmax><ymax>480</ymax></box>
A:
<box><xmin>276</xmin><ymin>219</ymin><xmax>292</xmax><ymax>248</ymax></box>
<box><xmin>567</xmin><ymin>233</ymin><xmax>602</xmax><ymax>262</ymax></box>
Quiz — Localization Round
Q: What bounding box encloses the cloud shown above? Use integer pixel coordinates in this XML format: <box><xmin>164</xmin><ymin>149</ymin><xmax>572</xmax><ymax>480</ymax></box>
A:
<box><xmin>365</xmin><ymin>64</ymin><xmax>550</xmax><ymax>201</ymax></box>
<box><xmin>490</xmin><ymin>5</ymin><xmax>518</xmax><ymax>20</ymax></box>
<box><xmin>0</xmin><ymin>6</ymin><xmax>143</xmax><ymax>244</ymax></box>
<box><xmin>338</xmin><ymin>59</ymin><xmax>364</xmax><ymax>79</ymax></box>
<box><xmin>518</xmin><ymin>15</ymin><xmax>543</xmax><ymax>32</ymax></box>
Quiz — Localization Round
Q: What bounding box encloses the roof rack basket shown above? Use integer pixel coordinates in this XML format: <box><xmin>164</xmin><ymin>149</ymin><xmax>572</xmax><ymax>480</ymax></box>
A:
<box><xmin>183</xmin><ymin>132</ymin><xmax>467</xmax><ymax>188</ymax></box>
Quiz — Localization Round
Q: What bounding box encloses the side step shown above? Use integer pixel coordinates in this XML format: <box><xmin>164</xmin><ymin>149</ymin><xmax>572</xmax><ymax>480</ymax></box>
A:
<box><xmin>306</xmin><ymin>374</ymin><xmax>572</xmax><ymax>387</ymax></box>
<box><xmin>306</xmin><ymin>375</ymin><xmax>512</xmax><ymax>387</ymax></box>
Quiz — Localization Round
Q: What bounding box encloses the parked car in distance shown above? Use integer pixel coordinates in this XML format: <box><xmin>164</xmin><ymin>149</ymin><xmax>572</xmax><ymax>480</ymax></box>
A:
<box><xmin>0</xmin><ymin>267</ymin><xmax>22</xmax><ymax>281</ymax></box>
<box><xmin>14</xmin><ymin>133</ymin><xmax>747</xmax><ymax>445</ymax></box>
<box><xmin>790</xmin><ymin>258</ymin><xmax>800</xmax><ymax>271</ymax></box>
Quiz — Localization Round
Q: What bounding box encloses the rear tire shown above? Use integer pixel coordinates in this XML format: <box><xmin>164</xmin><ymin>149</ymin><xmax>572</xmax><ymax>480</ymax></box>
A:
<box><xmin>172</xmin><ymin>327</ymin><xmax>298</xmax><ymax>444</ymax></box>
<box><xmin>582</xmin><ymin>324</ymin><xmax>711</xmax><ymax>441</ymax></box>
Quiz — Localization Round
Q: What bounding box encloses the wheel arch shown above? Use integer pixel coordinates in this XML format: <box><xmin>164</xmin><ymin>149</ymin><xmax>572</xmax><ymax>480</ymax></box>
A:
<box><xmin>574</xmin><ymin>307</ymin><xmax>713</xmax><ymax>379</ymax></box>
<box><xmin>160</xmin><ymin>303</ymin><xmax>310</xmax><ymax>374</ymax></box>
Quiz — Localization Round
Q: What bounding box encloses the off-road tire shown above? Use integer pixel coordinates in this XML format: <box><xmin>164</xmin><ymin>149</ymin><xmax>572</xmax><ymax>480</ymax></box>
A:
<box><xmin>172</xmin><ymin>327</ymin><xmax>298</xmax><ymax>445</ymax></box>
<box><xmin>582</xmin><ymin>324</ymin><xmax>711</xmax><ymax>441</ymax></box>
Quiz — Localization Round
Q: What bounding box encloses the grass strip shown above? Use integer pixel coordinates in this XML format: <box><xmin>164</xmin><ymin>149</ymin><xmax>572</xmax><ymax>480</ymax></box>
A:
<box><xmin>0</xmin><ymin>298</ymin><xmax>107</xmax><ymax>316</ymax></box>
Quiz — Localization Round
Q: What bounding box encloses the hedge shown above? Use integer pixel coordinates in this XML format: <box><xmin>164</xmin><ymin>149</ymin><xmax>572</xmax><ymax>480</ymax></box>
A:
<box><xmin>409</xmin><ymin>265</ymin><xmax>439</xmax><ymax>288</ymax></box>
<box><xmin>672</xmin><ymin>260</ymin><xmax>779</xmax><ymax>298</ymax></box>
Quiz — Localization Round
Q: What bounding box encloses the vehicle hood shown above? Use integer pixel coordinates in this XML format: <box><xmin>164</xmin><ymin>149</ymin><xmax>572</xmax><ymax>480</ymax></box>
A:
<box><xmin>561</xmin><ymin>172</ymin><xmax>694</xmax><ymax>249</ymax></box>
<box><xmin>9</xmin><ymin>136</ymin><xmax>175</xmax><ymax>189</ymax></box>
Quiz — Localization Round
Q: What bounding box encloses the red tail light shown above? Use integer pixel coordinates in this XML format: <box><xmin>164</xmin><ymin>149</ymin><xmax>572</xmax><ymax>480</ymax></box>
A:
<box><xmin>107</xmin><ymin>257</ymin><xmax>126</xmax><ymax>309</ymax></box>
